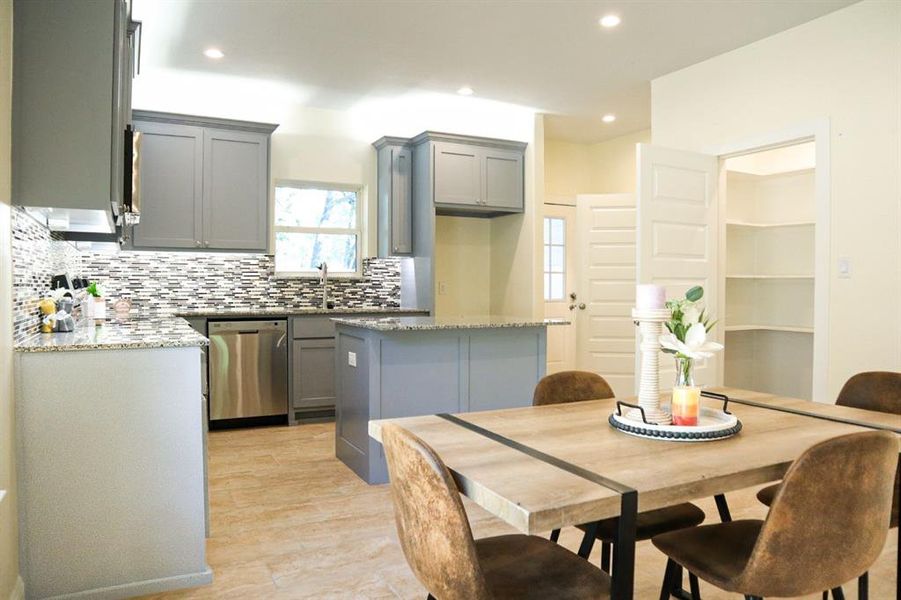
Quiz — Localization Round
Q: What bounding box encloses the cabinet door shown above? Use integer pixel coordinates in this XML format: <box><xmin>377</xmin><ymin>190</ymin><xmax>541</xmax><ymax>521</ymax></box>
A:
<box><xmin>482</xmin><ymin>148</ymin><xmax>523</xmax><ymax>211</ymax></box>
<box><xmin>433</xmin><ymin>142</ymin><xmax>481</xmax><ymax>206</ymax></box>
<box><xmin>292</xmin><ymin>338</ymin><xmax>337</xmax><ymax>411</ymax></box>
<box><xmin>202</xmin><ymin>128</ymin><xmax>269</xmax><ymax>251</ymax></box>
<box><xmin>391</xmin><ymin>146</ymin><xmax>413</xmax><ymax>254</ymax></box>
<box><xmin>131</xmin><ymin>121</ymin><xmax>203</xmax><ymax>249</ymax></box>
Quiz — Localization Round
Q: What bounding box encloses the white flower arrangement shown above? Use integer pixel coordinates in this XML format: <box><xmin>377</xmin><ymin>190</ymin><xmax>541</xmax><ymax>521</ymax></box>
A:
<box><xmin>659</xmin><ymin>286</ymin><xmax>723</xmax><ymax>360</ymax></box>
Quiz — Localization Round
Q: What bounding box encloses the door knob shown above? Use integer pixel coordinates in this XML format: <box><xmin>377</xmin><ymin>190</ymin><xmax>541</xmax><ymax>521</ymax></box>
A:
<box><xmin>569</xmin><ymin>292</ymin><xmax>577</xmax><ymax>301</ymax></box>
<box><xmin>578</xmin><ymin>303</ymin><xmax>586</xmax><ymax>310</ymax></box>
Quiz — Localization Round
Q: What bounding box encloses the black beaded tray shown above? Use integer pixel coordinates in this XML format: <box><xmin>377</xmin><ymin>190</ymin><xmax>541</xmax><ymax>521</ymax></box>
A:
<box><xmin>608</xmin><ymin>392</ymin><xmax>743</xmax><ymax>442</ymax></box>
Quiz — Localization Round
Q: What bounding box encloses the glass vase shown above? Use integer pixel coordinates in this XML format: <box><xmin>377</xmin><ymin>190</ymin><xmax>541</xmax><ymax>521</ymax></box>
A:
<box><xmin>672</xmin><ymin>356</ymin><xmax>700</xmax><ymax>426</ymax></box>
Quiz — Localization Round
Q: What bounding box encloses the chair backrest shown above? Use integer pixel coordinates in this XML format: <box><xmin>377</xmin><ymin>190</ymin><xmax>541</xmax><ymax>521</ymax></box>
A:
<box><xmin>837</xmin><ymin>371</ymin><xmax>900</xmax><ymax>528</ymax></box>
<box><xmin>741</xmin><ymin>431</ymin><xmax>899</xmax><ymax>596</ymax></box>
<box><xmin>533</xmin><ymin>370</ymin><xmax>615</xmax><ymax>406</ymax></box>
<box><xmin>837</xmin><ymin>371</ymin><xmax>901</xmax><ymax>414</ymax></box>
<box><xmin>382</xmin><ymin>424</ymin><xmax>491</xmax><ymax>600</ymax></box>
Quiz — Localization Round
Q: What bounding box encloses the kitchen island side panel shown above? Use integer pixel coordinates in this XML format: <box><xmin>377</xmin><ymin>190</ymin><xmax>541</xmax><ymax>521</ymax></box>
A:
<box><xmin>15</xmin><ymin>346</ymin><xmax>210</xmax><ymax>599</ymax></box>
<box><xmin>335</xmin><ymin>325</ymin><xmax>547</xmax><ymax>484</ymax></box>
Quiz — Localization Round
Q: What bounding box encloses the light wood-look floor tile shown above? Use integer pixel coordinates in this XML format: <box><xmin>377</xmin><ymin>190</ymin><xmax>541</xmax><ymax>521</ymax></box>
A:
<box><xmin>141</xmin><ymin>423</ymin><xmax>898</xmax><ymax>599</ymax></box>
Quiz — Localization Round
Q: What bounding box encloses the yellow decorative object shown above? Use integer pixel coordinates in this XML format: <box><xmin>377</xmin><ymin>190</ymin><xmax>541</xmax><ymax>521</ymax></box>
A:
<box><xmin>39</xmin><ymin>298</ymin><xmax>56</xmax><ymax>333</ymax></box>
<box><xmin>672</xmin><ymin>386</ymin><xmax>701</xmax><ymax>426</ymax></box>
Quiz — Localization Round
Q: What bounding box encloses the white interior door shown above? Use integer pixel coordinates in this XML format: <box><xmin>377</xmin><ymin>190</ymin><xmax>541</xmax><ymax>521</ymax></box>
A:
<box><xmin>636</xmin><ymin>144</ymin><xmax>719</xmax><ymax>388</ymax></box>
<box><xmin>576</xmin><ymin>193</ymin><xmax>637</xmax><ymax>397</ymax></box>
<box><xmin>543</xmin><ymin>204</ymin><xmax>577</xmax><ymax>374</ymax></box>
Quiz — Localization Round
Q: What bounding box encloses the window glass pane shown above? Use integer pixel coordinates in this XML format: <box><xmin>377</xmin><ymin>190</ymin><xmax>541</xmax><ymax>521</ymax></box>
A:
<box><xmin>275</xmin><ymin>232</ymin><xmax>357</xmax><ymax>273</ymax></box>
<box><xmin>551</xmin><ymin>218</ymin><xmax>565</xmax><ymax>245</ymax></box>
<box><xmin>543</xmin><ymin>217</ymin><xmax>550</xmax><ymax>243</ymax></box>
<box><xmin>275</xmin><ymin>186</ymin><xmax>357</xmax><ymax>228</ymax></box>
<box><xmin>550</xmin><ymin>246</ymin><xmax>564</xmax><ymax>272</ymax></box>
<box><xmin>550</xmin><ymin>273</ymin><xmax>564</xmax><ymax>300</ymax></box>
<box><xmin>544</xmin><ymin>274</ymin><xmax>550</xmax><ymax>301</ymax></box>
<box><xmin>544</xmin><ymin>246</ymin><xmax>550</xmax><ymax>272</ymax></box>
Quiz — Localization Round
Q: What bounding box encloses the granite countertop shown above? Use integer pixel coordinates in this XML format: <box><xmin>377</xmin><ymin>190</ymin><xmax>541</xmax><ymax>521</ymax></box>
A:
<box><xmin>332</xmin><ymin>315</ymin><xmax>571</xmax><ymax>332</ymax></box>
<box><xmin>175</xmin><ymin>306</ymin><xmax>429</xmax><ymax>318</ymax></box>
<box><xmin>14</xmin><ymin>317</ymin><xmax>209</xmax><ymax>353</ymax></box>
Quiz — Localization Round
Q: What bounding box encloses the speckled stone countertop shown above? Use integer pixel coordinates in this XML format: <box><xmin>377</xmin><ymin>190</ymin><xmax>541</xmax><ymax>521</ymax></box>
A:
<box><xmin>175</xmin><ymin>306</ymin><xmax>428</xmax><ymax>318</ymax></box>
<box><xmin>14</xmin><ymin>317</ymin><xmax>209</xmax><ymax>353</ymax></box>
<box><xmin>332</xmin><ymin>316</ymin><xmax>570</xmax><ymax>332</ymax></box>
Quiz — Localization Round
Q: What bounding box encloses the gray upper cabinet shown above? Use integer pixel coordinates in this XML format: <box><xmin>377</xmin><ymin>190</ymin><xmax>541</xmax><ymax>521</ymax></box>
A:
<box><xmin>203</xmin><ymin>129</ymin><xmax>269</xmax><ymax>250</ymax></box>
<box><xmin>373</xmin><ymin>137</ymin><xmax>413</xmax><ymax>256</ymax></box>
<box><xmin>130</xmin><ymin>112</ymin><xmax>277</xmax><ymax>252</ymax></box>
<box><xmin>482</xmin><ymin>148</ymin><xmax>524</xmax><ymax>211</ymax></box>
<box><xmin>411</xmin><ymin>132</ymin><xmax>527</xmax><ymax>217</ymax></box>
<box><xmin>131</xmin><ymin>122</ymin><xmax>203</xmax><ymax>249</ymax></box>
<box><xmin>433</xmin><ymin>142</ymin><xmax>481</xmax><ymax>207</ymax></box>
<box><xmin>12</xmin><ymin>0</ymin><xmax>137</xmax><ymax>233</ymax></box>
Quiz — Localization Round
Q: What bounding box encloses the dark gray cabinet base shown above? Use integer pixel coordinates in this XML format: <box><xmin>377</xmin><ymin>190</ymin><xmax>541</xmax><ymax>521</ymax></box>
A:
<box><xmin>335</xmin><ymin>324</ymin><xmax>547</xmax><ymax>484</ymax></box>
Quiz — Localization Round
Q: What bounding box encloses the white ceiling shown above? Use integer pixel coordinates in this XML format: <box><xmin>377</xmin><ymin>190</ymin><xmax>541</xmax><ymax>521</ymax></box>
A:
<box><xmin>133</xmin><ymin>0</ymin><xmax>856</xmax><ymax>143</ymax></box>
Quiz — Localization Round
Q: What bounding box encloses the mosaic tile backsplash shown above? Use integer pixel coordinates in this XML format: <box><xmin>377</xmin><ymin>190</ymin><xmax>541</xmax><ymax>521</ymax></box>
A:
<box><xmin>11</xmin><ymin>207</ymin><xmax>401</xmax><ymax>342</ymax></box>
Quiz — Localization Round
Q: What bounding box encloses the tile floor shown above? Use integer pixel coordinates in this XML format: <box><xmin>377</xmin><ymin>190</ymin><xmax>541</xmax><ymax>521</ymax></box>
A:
<box><xmin>142</xmin><ymin>423</ymin><xmax>898</xmax><ymax>599</ymax></box>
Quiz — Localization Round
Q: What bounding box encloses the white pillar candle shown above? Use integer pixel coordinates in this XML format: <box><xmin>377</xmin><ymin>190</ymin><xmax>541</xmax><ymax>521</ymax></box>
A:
<box><xmin>636</xmin><ymin>284</ymin><xmax>666</xmax><ymax>310</ymax></box>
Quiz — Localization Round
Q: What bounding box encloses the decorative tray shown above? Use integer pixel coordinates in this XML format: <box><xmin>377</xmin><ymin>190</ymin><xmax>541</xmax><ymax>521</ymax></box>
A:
<box><xmin>608</xmin><ymin>392</ymin><xmax>742</xmax><ymax>442</ymax></box>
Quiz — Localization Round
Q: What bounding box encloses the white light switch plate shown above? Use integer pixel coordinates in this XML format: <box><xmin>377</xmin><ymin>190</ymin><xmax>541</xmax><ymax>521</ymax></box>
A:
<box><xmin>838</xmin><ymin>257</ymin><xmax>852</xmax><ymax>279</ymax></box>
<box><xmin>348</xmin><ymin>351</ymin><xmax>357</xmax><ymax>367</ymax></box>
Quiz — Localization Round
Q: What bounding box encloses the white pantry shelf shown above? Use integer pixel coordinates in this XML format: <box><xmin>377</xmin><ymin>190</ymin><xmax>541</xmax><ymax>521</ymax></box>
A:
<box><xmin>725</xmin><ymin>324</ymin><xmax>814</xmax><ymax>334</ymax></box>
<box><xmin>726</xmin><ymin>274</ymin><xmax>814</xmax><ymax>280</ymax></box>
<box><xmin>726</xmin><ymin>220</ymin><xmax>815</xmax><ymax>228</ymax></box>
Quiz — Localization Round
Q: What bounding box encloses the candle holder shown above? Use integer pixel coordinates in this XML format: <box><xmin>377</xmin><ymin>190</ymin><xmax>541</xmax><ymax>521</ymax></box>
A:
<box><xmin>629</xmin><ymin>307</ymin><xmax>673</xmax><ymax>425</ymax></box>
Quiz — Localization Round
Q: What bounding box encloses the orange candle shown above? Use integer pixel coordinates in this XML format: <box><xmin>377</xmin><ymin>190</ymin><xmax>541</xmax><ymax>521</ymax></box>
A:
<box><xmin>672</xmin><ymin>386</ymin><xmax>700</xmax><ymax>426</ymax></box>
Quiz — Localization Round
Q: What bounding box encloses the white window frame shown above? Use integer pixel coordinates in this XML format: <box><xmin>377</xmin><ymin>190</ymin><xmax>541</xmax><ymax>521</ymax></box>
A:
<box><xmin>544</xmin><ymin>216</ymin><xmax>566</xmax><ymax>301</ymax></box>
<box><xmin>273</xmin><ymin>180</ymin><xmax>364</xmax><ymax>278</ymax></box>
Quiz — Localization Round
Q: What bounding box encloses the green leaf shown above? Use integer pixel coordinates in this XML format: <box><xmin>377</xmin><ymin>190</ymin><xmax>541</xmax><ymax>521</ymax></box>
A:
<box><xmin>705</xmin><ymin>319</ymin><xmax>718</xmax><ymax>332</ymax></box>
<box><xmin>685</xmin><ymin>286</ymin><xmax>704</xmax><ymax>302</ymax></box>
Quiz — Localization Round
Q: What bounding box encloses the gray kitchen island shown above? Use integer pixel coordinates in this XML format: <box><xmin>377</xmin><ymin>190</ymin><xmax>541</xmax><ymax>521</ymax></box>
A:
<box><xmin>333</xmin><ymin>315</ymin><xmax>567</xmax><ymax>483</ymax></box>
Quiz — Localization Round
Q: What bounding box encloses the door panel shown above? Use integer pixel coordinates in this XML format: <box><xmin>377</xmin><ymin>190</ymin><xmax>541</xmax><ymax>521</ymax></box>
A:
<box><xmin>482</xmin><ymin>149</ymin><xmax>523</xmax><ymax>210</ymax></box>
<box><xmin>433</xmin><ymin>142</ymin><xmax>480</xmax><ymax>206</ymax></box>
<box><xmin>391</xmin><ymin>146</ymin><xmax>413</xmax><ymax>253</ymax></box>
<box><xmin>203</xmin><ymin>128</ymin><xmax>268</xmax><ymax>250</ymax></box>
<box><xmin>292</xmin><ymin>339</ymin><xmax>336</xmax><ymax>410</ymax></box>
<box><xmin>576</xmin><ymin>194</ymin><xmax>637</xmax><ymax>397</ymax></box>
<box><xmin>636</xmin><ymin>143</ymin><xmax>719</xmax><ymax>387</ymax></box>
<box><xmin>131</xmin><ymin>121</ymin><xmax>203</xmax><ymax>249</ymax></box>
<box><xmin>543</xmin><ymin>204</ymin><xmax>577</xmax><ymax>374</ymax></box>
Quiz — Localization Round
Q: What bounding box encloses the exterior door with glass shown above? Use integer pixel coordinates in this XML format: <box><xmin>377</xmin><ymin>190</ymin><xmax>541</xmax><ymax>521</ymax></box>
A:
<box><xmin>543</xmin><ymin>204</ymin><xmax>577</xmax><ymax>374</ymax></box>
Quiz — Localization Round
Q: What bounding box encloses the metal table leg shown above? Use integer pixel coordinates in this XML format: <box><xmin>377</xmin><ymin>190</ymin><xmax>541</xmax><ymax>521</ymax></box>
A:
<box><xmin>612</xmin><ymin>490</ymin><xmax>638</xmax><ymax>600</ymax></box>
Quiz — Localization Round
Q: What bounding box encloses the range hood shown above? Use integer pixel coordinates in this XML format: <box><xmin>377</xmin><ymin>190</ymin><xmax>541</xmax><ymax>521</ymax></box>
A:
<box><xmin>24</xmin><ymin>206</ymin><xmax>117</xmax><ymax>234</ymax></box>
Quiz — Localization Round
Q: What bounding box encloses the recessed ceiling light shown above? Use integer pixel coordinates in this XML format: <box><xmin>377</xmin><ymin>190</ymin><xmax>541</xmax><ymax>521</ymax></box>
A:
<box><xmin>602</xmin><ymin>114</ymin><xmax>617</xmax><ymax>123</ymax></box>
<box><xmin>203</xmin><ymin>48</ymin><xmax>225</xmax><ymax>59</ymax></box>
<box><xmin>457</xmin><ymin>86</ymin><xmax>474</xmax><ymax>96</ymax></box>
<box><xmin>599</xmin><ymin>14</ymin><xmax>621</xmax><ymax>28</ymax></box>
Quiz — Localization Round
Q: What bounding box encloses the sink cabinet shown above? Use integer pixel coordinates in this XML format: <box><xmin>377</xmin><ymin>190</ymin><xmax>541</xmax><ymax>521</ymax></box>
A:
<box><xmin>129</xmin><ymin>112</ymin><xmax>277</xmax><ymax>252</ymax></box>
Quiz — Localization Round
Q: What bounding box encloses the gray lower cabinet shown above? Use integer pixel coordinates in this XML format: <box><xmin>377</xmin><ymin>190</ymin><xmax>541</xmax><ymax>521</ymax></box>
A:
<box><xmin>130</xmin><ymin>111</ymin><xmax>277</xmax><ymax>252</ymax></box>
<box><xmin>292</xmin><ymin>338</ymin><xmax>337</xmax><ymax>411</ymax></box>
<box><xmin>373</xmin><ymin>137</ymin><xmax>413</xmax><ymax>256</ymax></box>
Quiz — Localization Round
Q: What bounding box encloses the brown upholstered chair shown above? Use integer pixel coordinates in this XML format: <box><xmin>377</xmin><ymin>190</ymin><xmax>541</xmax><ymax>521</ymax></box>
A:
<box><xmin>653</xmin><ymin>431</ymin><xmax>899</xmax><ymax>600</ymax></box>
<box><xmin>756</xmin><ymin>372</ymin><xmax>900</xmax><ymax>598</ymax></box>
<box><xmin>382</xmin><ymin>423</ymin><xmax>611</xmax><ymax>599</ymax></box>
<box><xmin>533</xmin><ymin>371</ymin><xmax>706</xmax><ymax>573</ymax></box>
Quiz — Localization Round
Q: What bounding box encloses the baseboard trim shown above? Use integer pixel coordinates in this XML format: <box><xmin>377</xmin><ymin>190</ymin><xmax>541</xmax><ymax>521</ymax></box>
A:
<box><xmin>8</xmin><ymin>576</ymin><xmax>24</xmax><ymax>600</ymax></box>
<box><xmin>43</xmin><ymin>567</ymin><xmax>213</xmax><ymax>600</ymax></box>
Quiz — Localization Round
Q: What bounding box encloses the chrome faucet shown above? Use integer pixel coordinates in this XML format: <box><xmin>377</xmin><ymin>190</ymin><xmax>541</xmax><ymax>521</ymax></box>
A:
<box><xmin>317</xmin><ymin>262</ymin><xmax>328</xmax><ymax>309</ymax></box>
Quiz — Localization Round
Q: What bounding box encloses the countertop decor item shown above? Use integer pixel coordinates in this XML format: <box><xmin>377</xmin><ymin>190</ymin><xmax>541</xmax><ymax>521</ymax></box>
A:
<box><xmin>660</xmin><ymin>286</ymin><xmax>723</xmax><ymax>426</ymax></box>
<box><xmin>84</xmin><ymin>281</ymin><xmax>107</xmax><ymax>320</ymax></box>
<box><xmin>630</xmin><ymin>286</ymin><xmax>672</xmax><ymax>425</ymax></box>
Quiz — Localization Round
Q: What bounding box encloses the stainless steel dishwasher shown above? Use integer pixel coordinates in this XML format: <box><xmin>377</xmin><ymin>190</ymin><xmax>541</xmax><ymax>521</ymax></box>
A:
<box><xmin>208</xmin><ymin>320</ymin><xmax>288</xmax><ymax>422</ymax></box>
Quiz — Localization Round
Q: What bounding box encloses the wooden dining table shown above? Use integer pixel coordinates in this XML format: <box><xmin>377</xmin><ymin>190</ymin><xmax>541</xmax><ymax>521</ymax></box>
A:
<box><xmin>369</xmin><ymin>387</ymin><xmax>901</xmax><ymax>600</ymax></box>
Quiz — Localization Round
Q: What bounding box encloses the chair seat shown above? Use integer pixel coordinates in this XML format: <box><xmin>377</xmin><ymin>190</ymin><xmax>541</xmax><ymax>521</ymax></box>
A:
<box><xmin>756</xmin><ymin>483</ymin><xmax>779</xmax><ymax>506</ymax></box>
<box><xmin>652</xmin><ymin>519</ymin><xmax>763</xmax><ymax>592</ymax></box>
<box><xmin>477</xmin><ymin>534</ymin><xmax>611</xmax><ymax>599</ymax></box>
<box><xmin>576</xmin><ymin>502</ymin><xmax>706</xmax><ymax>541</ymax></box>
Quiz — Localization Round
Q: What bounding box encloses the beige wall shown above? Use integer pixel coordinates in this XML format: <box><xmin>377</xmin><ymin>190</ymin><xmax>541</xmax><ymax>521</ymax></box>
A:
<box><xmin>544</xmin><ymin>129</ymin><xmax>650</xmax><ymax>200</ymax></box>
<box><xmin>651</xmin><ymin>0</ymin><xmax>901</xmax><ymax>398</ymax></box>
<box><xmin>0</xmin><ymin>0</ymin><xmax>20</xmax><ymax>596</ymax></box>
<box><xmin>434</xmin><ymin>217</ymin><xmax>491</xmax><ymax>315</ymax></box>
